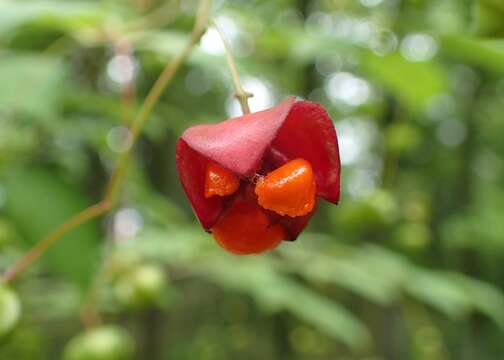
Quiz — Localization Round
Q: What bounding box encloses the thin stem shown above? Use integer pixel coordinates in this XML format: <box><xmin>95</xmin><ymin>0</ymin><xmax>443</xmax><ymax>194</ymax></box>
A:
<box><xmin>104</xmin><ymin>0</ymin><xmax>210</xmax><ymax>205</ymax></box>
<box><xmin>80</xmin><ymin>240</ymin><xmax>116</xmax><ymax>328</ymax></box>
<box><xmin>1</xmin><ymin>201</ymin><xmax>111</xmax><ymax>284</ymax></box>
<box><xmin>44</xmin><ymin>36</ymin><xmax>73</xmax><ymax>55</ymax></box>
<box><xmin>127</xmin><ymin>0</ymin><xmax>181</xmax><ymax>32</ymax></box>
<box><xmin>210</xmin><ymin>19</ymin><xmax>251</xmax><ymax>115</ymax></box>
<box><xmin>137</xmin><ymin>0</ymin><xmax>152</xmax><ymax>12</ymax></box>
<box><xmin>1</xmin><ymin>0</ymin><xmax>210</xmax><ymax>284</ymax></box>
<box><xmin>79</xmin><ymin>39</ymin><xmax>137</xmax><ymax>328</ymax></box>
<box><xmin>113</xmin><ymin>40</ymin><xmax>136</xmax><ymax>126</ymax></box>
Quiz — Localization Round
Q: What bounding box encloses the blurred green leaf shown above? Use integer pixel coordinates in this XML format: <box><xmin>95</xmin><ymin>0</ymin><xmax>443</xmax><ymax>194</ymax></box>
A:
<box><xmin>472</xmin><ymin>1</ymin><xmax>504</xmax><ymax>37</ymax></box>
<box><xmin>131</xmin><ymin>229</ymin><xmax>370</xmax><ymax>349</ymax></box>
<box><xmin>361</xmin><ymin>50</ymin><xmax>448</xmax><ymax>112</ymax></box>
<box><xmin>256</xmin><ymin>28</ymin><xmax>354</xmax><ymax>65</ymax></box>
<box><xmin>0</xmin><ymin>119</ymin><xmax>38</xmax><ymax>165</ymax></box>
<box><xmin>405</xmin><ymin>269</ymin><xmax>471</xmax><ymax>319</ymax></box>
<box><xmin>441</xmin><ymin>35</ymin><xmax>504</xmax><ymax>73</ymax></box>
<box><xmin>451</xmin><ymin>273</ymin><xmax>504</xmax><ymax>329</ymax></box>
<box><xmin>480</xmin><ymin>0</ymin><xmax>504</xmax><ymax>12</ymax></box>
<box><xmin>203</xmin><ymin>257</ymin><xmax>370</xmax><ymax>350</ymax></box>
<box><xmin>385</xmin><ymin>122</ymin><xmax>422</xmax><ymax>154</ymax></box>
<box><xmin>129</xmin><ymin>30</ymin><xmax>277</xmax><ymax>81</ymax></box>
<box><xmin>3</xmin><ymin>168</ymin><xmax>100</xmax><ymax>287</ymax></box>
<box><xmin>0</xmin><ymin>55</ymin><xmax>64</xmax><ymax>124</ymax></box>
<box><xmin>281</xmin><ymin>239</ymin><xmax>408</xmax><ymax>305</ymax></box>
<box><xmin>330</xmin><ymin>189</ymin><xmax>399</xmax><ymax>234</ymax></box>
<box><xmin>441</xmin><ymin>191</ymin><xmax>504</xmax><ymax>251</ymax></box>
<box><xmin>0</xmin><ymin>0</ymin><xmax>106</xmax><ymax>34</ymax></box>
<box><xmin>20</xmin><ymin>279</ymin><xmax>81</xmax><ymax>321</ymax></box>
<box><xmin>131</xmin><ymin>227</ymin><xmax>214</xmax><ymax>261</ymax></box>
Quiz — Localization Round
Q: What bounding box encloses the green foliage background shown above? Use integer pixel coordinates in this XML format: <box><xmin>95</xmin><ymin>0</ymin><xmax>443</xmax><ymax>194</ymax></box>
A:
<box><xmin>1</xmin><ymin>0</ymin><xmax>504</xmax><ymax>359</ymax></box>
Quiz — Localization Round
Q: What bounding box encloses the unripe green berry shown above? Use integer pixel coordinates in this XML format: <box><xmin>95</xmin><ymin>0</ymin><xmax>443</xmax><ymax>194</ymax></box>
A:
<box><xmin>114</xmin><ymin>264</ymin><xmax>167</xmax><ymax>309</ymax></box>
<box><xmin>0</xmin><ymin>284</ymin><xmax>21</xmax><ymax>338</ymax></box>
<box><xmin>63</xmin><ymin>325</ymin><xmax>134</xmax><ymax>360</ymax></box>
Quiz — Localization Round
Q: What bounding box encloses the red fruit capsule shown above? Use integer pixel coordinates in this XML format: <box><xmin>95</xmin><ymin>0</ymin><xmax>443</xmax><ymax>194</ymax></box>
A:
<box><xmin>176</xmin><ymin>97</ymin><xmax>341</xmax><ymax>254</ymax></box>
<box><xmin>212</xmin><ymin>200</ymin><xmax>285</xmax><ymax>255</ymax></box>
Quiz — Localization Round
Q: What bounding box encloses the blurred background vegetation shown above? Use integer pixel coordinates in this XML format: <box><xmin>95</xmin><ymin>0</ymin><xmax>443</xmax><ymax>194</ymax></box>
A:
<box><xmin>1</xmin><ymin>0</ymin><xmax>504</xmax><ymax>359</ymax></box>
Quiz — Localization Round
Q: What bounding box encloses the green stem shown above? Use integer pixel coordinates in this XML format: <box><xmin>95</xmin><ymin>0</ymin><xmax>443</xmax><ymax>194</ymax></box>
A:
<box><xmin>210</xmin><ymin>18</ymin><xmax>251</xmax><ymax>115</ymax></box>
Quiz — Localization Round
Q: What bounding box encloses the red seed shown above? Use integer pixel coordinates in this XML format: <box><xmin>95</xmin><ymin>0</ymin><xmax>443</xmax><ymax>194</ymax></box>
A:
<box><xmin>212</xmin><ymin>200</ymin><xmax>285</xmax><ymax>255</ymax></box>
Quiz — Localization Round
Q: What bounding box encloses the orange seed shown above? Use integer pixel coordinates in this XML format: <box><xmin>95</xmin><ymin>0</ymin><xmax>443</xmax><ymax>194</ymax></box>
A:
<box><xmin>255</xmin><ymin>158</ymin><xmax>316</xmax><ymax>217</ymax></box>
<box><xmin>204</xmin><ymin>161</ymin><xmax>240</xmax><ymax>198</ymax></box>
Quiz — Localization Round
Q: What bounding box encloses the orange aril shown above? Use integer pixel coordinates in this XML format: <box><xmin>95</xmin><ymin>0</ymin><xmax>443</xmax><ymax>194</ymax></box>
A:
<box><xmin>255</xmin><ymin>158</ymin><xmax>316</xmax><ymax>217</ymax></box>
<box><xmin>204</xmin><ymin>161</ymin><xmax>240</xmax><ymax>198</ymax></box>
<box><xmin>212</xmin><ymin>200</ymin><xmax>285</xmax><ymax>255</ymax></box>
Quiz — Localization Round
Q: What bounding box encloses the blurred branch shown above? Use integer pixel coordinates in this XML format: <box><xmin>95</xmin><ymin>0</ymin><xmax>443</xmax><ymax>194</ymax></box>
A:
<box><xmin>210</xmin><ymin>18</ymin><xmax>252</xmax><ymax>115</ymax></box>
<box><xmin>381</xmin><ymin>96</ymin><xmax>400</xmax><ymax>188</ymax></box>
<box><xmin>105</xmin><ymin>0</ymin><xmax>210</xmax><ymax>204</ymax></box>
<box><xmin>1</xmin><ymin>201</ymin><xmax>111</xmax><ymax>284</ymax></box>
<box><xmin>43</xmin><ymin>36</ymin><xmax>73</xmax><ymax>55</ymax></box>
<box><xmin>80</xmin><ymin>242</ymin><xmax>116</xmax><ymax>328</ymax></box>
<box><xmin>127</xmin><ymin>0</ymin><xmax>181</xmax><ymax>32</ymax></box>
<box><xmin>1</xmin><ymin>0</ymin><xmax>211</xmax><ymax>285</ymax></box>
<box><xmin>115</xmin><ymin>40</ymin><xmax>137</xmax><ymax>126</ymax></box>
<box><xmin>137</xmin><ymin>0</ymin><xmax>152</xmax><ymax>12</ymax></box>
<box><xmin>80</xmin><ymin>38</ymin><xmax>136</xmax><ymax>329</ymax></box>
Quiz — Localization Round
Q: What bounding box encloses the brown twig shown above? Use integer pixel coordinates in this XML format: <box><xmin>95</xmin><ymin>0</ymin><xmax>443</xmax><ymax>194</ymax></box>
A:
<box><xmin>210</xmin><ymin>18</ymin><xmax>252</xmax><ymax>115</ymax></box>
<box><xmin>79</xmin><ymin>240</ymin><xmax>117</xmax><ymax>328</ymax></box>
<box><xmin>79</xmin><ymin>38</ymin><xmax>138</xmax><ymax>328</ymax></box>
<box><xmin>127</xmin><ymin>0</ymin><xmax>181</xmax><ymax>32</ymax></box>
<box><xmin>104</xmin><ymin>0</ymin><xmax>210</xmax><ymax>204</ymax></box>
<box><xmin>1</xmin><ymin>0</ymin><xmax>210</xmax><ymax>285</ymax></box>
<box><xmin>1</xmin><ymin>201</ymin><xmax>111</xmax><ymax>283</ymax></box>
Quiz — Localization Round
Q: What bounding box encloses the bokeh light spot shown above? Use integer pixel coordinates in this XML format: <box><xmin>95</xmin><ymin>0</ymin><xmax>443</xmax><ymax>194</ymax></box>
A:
<box><xmin>436</xmin><ymin>119</ymin><xmax>467</xmax><ymax>147</ymax></box>
<box><xmin>107</xmin><ymin>54</ymin><xmax>137</xmax><ymax>86</ymax></box>
<box><xmin>107</xmin><ymin>126</ymin><xmax>132</xmax><ymax>153</ymax></box>
<box><xmin>400</xmin><ymin>33</ymin><xmax>438</xmax><ymax>62</ymax></box>
<box><xmin>360</xmin><ymin>0</ymin><xmax>383</xmax><ymax>7</ymax></box>
<box><xmin>113</xmin><ymin>208</ymin><xmax>143</xmax><ymax>242</ymax></box>
<box><xmin>326</xmin><ymin>72</ymin><xmax>372</xmax><ymax>107</ymax></box>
